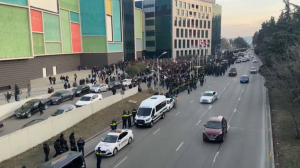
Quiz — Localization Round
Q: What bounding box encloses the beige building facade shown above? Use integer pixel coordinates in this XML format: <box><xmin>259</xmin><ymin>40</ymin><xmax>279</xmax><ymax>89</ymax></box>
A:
<box><xmin>172</xmin><ymin>0</ymin><xmax>213</xmax><ymax>58</ymax></box>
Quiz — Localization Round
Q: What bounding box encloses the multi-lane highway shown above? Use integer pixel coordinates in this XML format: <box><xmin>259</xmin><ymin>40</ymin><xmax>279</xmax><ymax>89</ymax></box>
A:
<box><xmin>84</xmin><ymin>54</ymin><xmax>270</xmax><ymax>168</ymax></box>
<box><xmin>0</xmin><ymin>84</ymin><xmax>146</xmax><ymax>137</ymax></box>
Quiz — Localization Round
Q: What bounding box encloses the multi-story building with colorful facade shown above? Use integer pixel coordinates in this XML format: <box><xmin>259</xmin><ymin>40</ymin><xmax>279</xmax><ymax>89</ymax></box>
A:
<box><xmin>0</xmin><ymin>0</ymin><xmax>145</xmax><ymax>88</ymax></box>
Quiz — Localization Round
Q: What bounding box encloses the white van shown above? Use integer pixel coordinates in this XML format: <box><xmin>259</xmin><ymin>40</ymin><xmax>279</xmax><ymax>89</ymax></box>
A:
<box><xmin>135</xmin><ymin>95</ymin><xmax>167</xmax><ymax>127</ymax></box>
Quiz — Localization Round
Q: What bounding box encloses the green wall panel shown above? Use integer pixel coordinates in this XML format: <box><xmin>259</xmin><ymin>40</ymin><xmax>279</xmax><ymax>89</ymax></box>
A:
<box><xmin>60</xmin><ymin>0</ymin><xmax>79</xmax><ymax>12</ymax></box>
<box><xmin>82</xmin><ymin>36</ymin><xmax>107</xmax><ymax>52</ymax></box>
<box><xmin>32</xmin><ymin>33</ymin><xmax>44</xmax><ymax>55</ymax></box>
<box><xmin>0</xmin><ymin>0</ymin><xmax>27</xmax><ymax>6</ymax></box>
<box><xmin>108</xmin><ymin>43</ymin><xmax>122</xmax><ymax>52</ymax></box>
<box><xmin>60</xmin><ymin>9</ymin><xmax>72</xmax><ymax>53</ymax></box>
<box><xmin>45</xmin><ymin>42</ymin><xmax>62</xmax><ymax>54</ymax></box>
<box><xmin>0</xmin><ymin>5</ymin><xmax>31</xmax><ymax>59</ymax></box>
<box><xmin>70</xmin><ymin>11</ymin><xmax>79</xmax><ymax>23</ymax></box>
<box><xmin>112</xmin><ymin>0</ymin><xmax>121</xmax><ymax>41</ymax></box>
<box><xmin>43</xmin><ymin>13</ymin><xmax>61</xmax><ymax>42</ymax></box>
<box><xmin>135</xmin><ymin>9</ymin><xmax>142</xmax><ymax>38</ymax></box>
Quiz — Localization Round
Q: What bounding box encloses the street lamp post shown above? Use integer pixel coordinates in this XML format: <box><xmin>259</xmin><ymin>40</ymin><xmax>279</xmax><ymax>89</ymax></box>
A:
<box><xmin>157</xmin><ymin>51</ymin><xmax>167</xmax><ymax>94</ymax></box>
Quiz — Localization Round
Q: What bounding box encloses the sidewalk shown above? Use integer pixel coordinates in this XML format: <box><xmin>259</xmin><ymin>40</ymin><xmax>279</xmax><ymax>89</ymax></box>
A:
<box><xmin>0</xmin><ymin>69</ymin><xmax>121</xmax><ymax>106</ymax></box>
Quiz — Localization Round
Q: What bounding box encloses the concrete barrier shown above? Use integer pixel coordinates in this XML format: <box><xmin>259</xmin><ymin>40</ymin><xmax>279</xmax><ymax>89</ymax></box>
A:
<box><xmin>0</xmin><ymin>88</ymin><xmax>138</xmax><ymax>162</ymax></box>
<box><xmin>0</xmin><ymin>84</ymin><xmax>93</xmax><ymax>121</ymax></box>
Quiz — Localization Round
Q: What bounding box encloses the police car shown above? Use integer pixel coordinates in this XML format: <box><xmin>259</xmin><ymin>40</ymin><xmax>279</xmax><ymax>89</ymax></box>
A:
<box><xmin>95</xmin><ymin>129</ymin><xmax>133</xmax><ymax>156</ymax></box>
<box><xmin>200</xmin><ymin>91</ymin><xmax>218</xmax><ymax>103</ymax></box>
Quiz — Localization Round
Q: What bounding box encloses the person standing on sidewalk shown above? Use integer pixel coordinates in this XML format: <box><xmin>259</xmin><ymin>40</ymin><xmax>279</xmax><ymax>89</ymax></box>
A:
<box><xmin>43</xmin><ymin>141</ymin><xmax>50</xmax><ymax>162</ymax></box>
<box><xmin>74</xmin><ymin>73</ymin><xmax>77</xmax><ymax>82</ymax></box>
<box><xmin>95</xmin><ymin>147</ymin><xmax>102</xmax><ymax>168</ymax></box>
<box><xmin>49</xmin><ymin>75</ymin><xmax>52</xmax><ymax>85</ymax></box>
<box><xmin>38</xmin><ymin>101</ymin><xmax>44</xmax><ymax>115</ymax></box>
<box><xmin>4</xmin><ymin>92</ymin><xmax>11</xmax><ymax>103</ymax></box>
<box><xmin>26</xmin><ymin>84</ymin><xmax>31</xmax><ymax>98</ymax></box>
<box><xmin>77</xmin><ymin>137</ymin><xmax>85</xmax><ymax>156</ymax></box>
<box><xmin>122</xmin><ymin>111</ymin><xmax>127</xmax><ymax>129</ymax></box>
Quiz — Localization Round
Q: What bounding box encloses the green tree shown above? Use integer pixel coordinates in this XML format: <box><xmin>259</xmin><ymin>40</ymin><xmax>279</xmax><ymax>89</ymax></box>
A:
<box><xmin>221</xmin><ymin>38</ymin><xmax>232</xmax><ymax>50</ymax></box>
<box><xmin>125</xmin><ymin>66</ymin><xmax>139</xmax><ymax>78</ymax></box>
<box><xmin>232</xmin><ymin>37</ymin><xmax>249</xmax><ymax>49</ymax></box>
<box><xmin>135</xmin><ymin>62</ymin><xmax>147</xmax><ymax>73</ymax></box>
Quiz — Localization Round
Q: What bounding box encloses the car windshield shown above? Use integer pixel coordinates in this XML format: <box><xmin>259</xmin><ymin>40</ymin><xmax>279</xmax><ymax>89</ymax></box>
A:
<box><xmin>251</xmin><ymin>68</ymin><xmax>256</xmax><ymax>70</ymax></box>
<box><xmin>122</xmin><ymin>80</ymin><xmax>127</xmax><ymax>82</ymax></box>
<box><xmin>80</xmin><ymin>96</ymin><xmax>91</xmax><ymax>101</ymax></box>
<box><xmin>52</xmin><ymin>109</ymin><xmax>64</xmax><ymax>116</ymax></box>
<box><xmin>51</xmin><ymin>92</ymin><xmax>62</xmax><ymax>97</ymax></box>
<box><xmin>93</xmin><ymin>84</ymin><xmax>100</xmax><ymax>87</ymax></box>
<box><xmin>137</xmin><ymin>108</ymin><xmax>152</xmax><ymax>116</ymax></box>
<box><xmin>23</xmin><ymin>102</ymin><xmax>33</xmax><ymax>108</ymax></box>
<box><xmin>206</xmin><ymin>121</ymin><xmax>222</xmax><ymax>129</ymax></box>
<box><xmin>203</xmin><ymin>93</ymin><xmax>213</xmax><ymax>96</ymax></box>
<box><xmin>103</xmin><ymin>135</ymin><xmax>118</xmax><ymax>143</ymax></box>
<box><xmin>241</xmin><ymin>76</ymin><xmax>248</xmax><ymax>79</ymax></box>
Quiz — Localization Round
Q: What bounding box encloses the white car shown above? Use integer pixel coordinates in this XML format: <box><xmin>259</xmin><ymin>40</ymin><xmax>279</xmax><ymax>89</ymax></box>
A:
<box><xmin>253</xmin><ymin>59</ymin><xmax>258</xmax><ymax>63</ymax></box>
<box><xmin>121</xmin><ymin>79</ymin><xmax>132</xmax><ymax>86</ymax></box>
<box><xmin>200</xmin><ymin>91</ymin><xmax>218</xmax><ymax>104</ymax></box>
<box><xmin>48</xmin><ymin>104</ymin><xmax>76</xmax><ymax>118</ymax></box>
<box><xmin>166</xmin><ymin>98</ymin><xmax>174</xmax><ymax>111</ymax></box>
<box><xmin>75</xmin><ymin>93</ymin><xmax>103</xmax><ymax>107</ymax></box>
<box><xmin>95</xmin><ymin>129</ymin><xmax>133</xmax><ymax>156</ymax></box>
<box><xmin>90</xmin><ymin>84</ymin><xmax>108</xmax><ymax>93</ymax></box>
<box><xmin>241</xmin><ymin>58</ymin><xmax>247</xmax><ymax>62</ymax></box>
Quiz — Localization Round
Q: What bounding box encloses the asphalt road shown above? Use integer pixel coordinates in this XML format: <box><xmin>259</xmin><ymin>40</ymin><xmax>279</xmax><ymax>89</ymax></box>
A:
<box><xmin>0</xmin><ymin>84</ymin><xmax>147</xmax><ymax>137</ymax></box>
<box><xmin>84</xmin><ymin>56</ymin><xmax>269</xmax><ymax>168</ymax></box>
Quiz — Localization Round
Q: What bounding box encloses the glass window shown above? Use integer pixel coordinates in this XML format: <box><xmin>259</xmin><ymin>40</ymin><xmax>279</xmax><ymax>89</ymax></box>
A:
<box><xmin>204</xmin><ymin>6</ymin><xmax>207</xmax><ymax>12</ymax></box>
<box><xmin>193</xmin><ymin>50</ymin><xmax>195</xmax><ymax>55</ymax></box>
<box><xmin>192</xmin><ymin>4</ymin><xmax>194</xmax><ymax>8</ymax></box>
<box><xmin>181</xmin><ymin>10</ymin><xmax>184</xmax><ymax>16</ymax></box>
<box><xmin>177</xmin><ymin>9</ymin><xmax>180</xmax><ymax>15</ymax></box>
<box><xmin>183</xmin><ymin>40</ymin><xmax>185</xmax><ymax>48</ymax></box>
<box><xmin>206</xmin><ymin>13</ymin><xmax>209</xmax><ymax>19</ymax></box>
<box><xmin>189</xmin><ymin>11</ymin><xmax>192</xmax><ymax>16</ymax></box>
<box><xmin>198</xmin><ymin>13</ymin><xmax>201</xmax><ymax>18</ymax></box>
<box><xmin>202</xmin><ymin>13</ymin><xmax>205</xmax><ymax>19</ymax></box>
<box><xmin>205</xmin><ymin>30</ymin><xmax>208</xmax><ymax>38</ymax></box>
<box><xmin>187</xmin><ymin>40</ymin><xmax>190</xmax><ymax>48</ymax></box>
<box><xmin>183</xmin><ymin>2</ymin><xmax>186</xmax><ymax>8</ymax></box>
<box><xmin>179</xmin><ymin>40</ymin><xmax>181</xmax><ymax>48</ymax></box>
<box><xmin>187</xmin><ymin>3</ymin><xmax>190</xmax><ymax>9</ymax></box>
<box><xmin>174</xmin><ymin>40</ymin><xmax>177</xmax><ymax>48</ymax></box>
<box><xmin>204</xmin><ymin>20</ymin><xmax>206</xmax><ymax>28</ymax></box>
<box><xmin>179</xmin><ymin>1</ymin><xmax>182</xmax><ymax>7</ymax></box>
<box><xmin>201</xmin><ymin>30</ymin><xmax>204</xmax><ymax>38</ymax></box>
<box><xmin>187</xmin><ymin>19</ymin><xmax>190</xmax><ymax>27</ymax></box>
<box><xmin>189</xmin><ymin>50</ymin><xmax>191</xmax><ymax>55</ymax></box>
<box><xmin>176</xmin><ymin>51</ymin><xmax>179</xmax><ymax>57</ymax></box>
<box><xmin>208</xmin><ymin>7</ymin><xmax>211</xmax><ymax>13</ymax></box>
<box><xmin>175</xmin><ymin>0</ymin><xmax>177</xmax><ymax>7</ymax></box>
<box><xmin>185</xmin><ymin>10</ymin><xmax>188</xmax><ymax>16</ymax></box>
<box><xmin>183</xmin><ymin>18</ymin><xmax>186</xmax><ymax>27</ymax></box>
<box><xmin>137</xmin><ymin>108</ymin><xmax>152</xmax><ymax>116</ymax></box>
<box><xmin>200</xmin><ymin>6</ymin><xmax>203</xmax><ymax>11</ymax></box>
<box><xmin>181</xmin><ymin>29</ymin><xmax>184</xmax><ymax>37</ymax></box>
<box><xmin>208</xmin><ymin>21</ymin><xmax>211</xmax><ymax>29</ymax></box>
<box><xmin>185</xmin><ymin>50</ymin><xmax>188</xmax><ymax>55</ymax></box>
<box><xmin>200</xmin><ymin>20</ymin><xmax>202</xmax><ymax>28</ymax></box>
<box><xmin>201</xmin><ymin>49</ymin><xmax>203</xmax><ymax>56</ymax></box>
<box><xmin>185</xmin><ymin>29</ymin><xmax>188</xmax><ymax>37</ymax></box>
<box><xmin>179</xmin><ymin>17</ymin><xmax>181</xmax><ymax>26</ymax></box>
<box><xmin>197</xmin><ymin>30</ymin><xmax>200</xmax><ymax>37</ymax></box>
<box><xmin>196</xmin><ymin>5</ymin><xmax>198</xmax><ymax>9</ymax></box>
<box><xmin>176</xmin><ymin>29</ymin><xmax>179</xmax><ymax>37</ymax></box>
<box><xmin>181</xmin><ymin>50</ymin><xmax>183</xmax><ymax>56</ymax></box>
<box><xmin>174</xmin><ymin>17</ymin><xmax>177</xmax><ymax>26</ymax></box>
<box><xmin>194</xmin><ymin>12</ymin><xmax>196</xmax><ymax>17</ymax></box>
<box><xmin>195</xmin><ymin>20</ymin><xmax>198</xmax><ymax>28</ymax></box>
<box><xmin>191</xmin><ymin>19</ymin><xmax>194</xmax><ymax>27</ymax></box>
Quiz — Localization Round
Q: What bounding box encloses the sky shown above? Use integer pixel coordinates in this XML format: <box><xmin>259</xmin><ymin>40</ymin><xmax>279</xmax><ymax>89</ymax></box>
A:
<box><xmin>216</xmin><ymin>0</ymin><xmax>299</xmax><ymax>38</ymax></box>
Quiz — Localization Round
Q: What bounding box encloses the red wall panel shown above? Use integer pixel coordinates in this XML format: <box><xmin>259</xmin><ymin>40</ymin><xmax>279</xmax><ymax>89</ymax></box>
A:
<box><xmin>71</xmin><ymin>23</ymin><xmax>82</xmax><ymax>52</ymax></box>
<box><xmin>30</xmin><ymin>10</ymin><xmax>43</xmax><ymax>32</ymax></box>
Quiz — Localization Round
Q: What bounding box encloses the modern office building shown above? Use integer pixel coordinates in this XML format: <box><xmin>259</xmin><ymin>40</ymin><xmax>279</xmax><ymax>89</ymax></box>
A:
<box><xmin>211</xmin><ymin>4</ymin><xmax>222</xmax><ymax>56</ymax></box>
<box><xmin>0</xmin><ymin>0</ymin><xmax>145</xmax><ymax>88</ymax></box>
<box><xmin>136</xmin><ymin>0</ymin><xmax>213</xmax><ymax>59</ymax></box>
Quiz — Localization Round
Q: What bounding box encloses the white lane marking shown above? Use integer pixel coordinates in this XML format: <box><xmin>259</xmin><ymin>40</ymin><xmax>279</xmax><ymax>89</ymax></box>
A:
<box><xmin>176</xmin><ymin>142</ymin><xmax>184</xmax><ymax>151</ymax></box>
<box><xmin>199</xmin><ymin>105</ymin><xmax>212</xmax><ymax>119</ymax></box>
<box><xmin>153</xmin><ymin>128</ymin><xmax>161</xmax><ymax>135</ymax></box>
<box><xmin>190</xmin><ymin>100</ymin><xmax>194</xmax><ymax>103</ymax></box>
<box><xmin>208</xmin><ymin>86</ymin><xmax>210</xmax><ymax>88</ymax></box>
<box><xmin>213</xmin><ymin>151</ymin><xmax>219</xmax><ymax>163</ymax></box>
<box><xmin>227</xmin><ymin>125</ymin><xmax>231</xmax><ymax>131</ymax></box>
<box><xmin>176</xmin><ymin>111</ymin><xmax>181</xmax><ymax>116</ymax></box>
<box><xmin>114</xmin><ymin>157</ymin><xmax>128</xmax><ymax>168</ymax></box>
<box><xmin>234</xmin><ymin>109</ymin><xmax>236</xmax><ymax>113</ymax></box>
<box><xmin>227</xmin><ymin>82</ymin><xmax>230</xmax><ymax>85</ymax></box>
<box><xmin>229</xmin><ymin>85</ymin><xmax>246</xmax><ymax>123</ymax></box>
<box><xmin>238</xmin><ymin>97</ymin><xmax>241</xmax><ymax>101</ymax></box>
<box><xmin>196</xmin><ymin>120</ymin><xmax>201</xmax><ymax>125</ymax></box>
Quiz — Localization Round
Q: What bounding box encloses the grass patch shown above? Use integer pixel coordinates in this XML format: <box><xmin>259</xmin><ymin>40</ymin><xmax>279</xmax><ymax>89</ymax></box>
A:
<box><xmin>270</xmin><ymin>91</ymin><xmax>300</xmax><ymax>168</ymax></box>
<box><xmin>0</xmin><ymin>90</ymin><xmax>156</xmax><ymax>168</ymax></box>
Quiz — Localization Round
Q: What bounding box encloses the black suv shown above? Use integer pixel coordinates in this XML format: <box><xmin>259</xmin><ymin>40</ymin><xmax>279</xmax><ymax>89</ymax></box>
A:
<box><xmin>15</xmin><ymin>99</ymin><xmax>50</xmax><ymax>118</ymax></box>
<box><xmin>228</xmin><ymin>68</ymin><xmax>237</xmax><ymax>76</ymax></box>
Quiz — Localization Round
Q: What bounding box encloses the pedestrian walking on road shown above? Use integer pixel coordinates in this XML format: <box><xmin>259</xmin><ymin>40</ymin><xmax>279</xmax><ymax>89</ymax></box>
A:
<box><xmin>26</xmin><ymin>84</ymin><xmax>31</xmax><ymax>98</ymax></box>
<box><xmin>77</xmin><ymin>137</ymin><xmax>85</xmax><ymax>156</ymax></box>
<box><xmin>122</xmin><ymin>110</ymin><xmax>127</xmax><ymax>129</ymax></box>
<box><xmin>127</xmin><ymin>111</ymin><xmax>132</xmax><ymax>128</ymax></box>
<box><xmin>53</xmin><ymin>77</ymin><xmax>56</xmax><ymax>85</ymax></box>
<box><xmin>95</xmin><ymin>147</ymin><xmax>102</xmax><ymax>168</ymax></box>
<box><xmin>38</xmin><ymin>101</ymin><xmax>44</xmax><ymax>115</ymax></box>
<box><xmin>4</xmin><ymin>92</ymin><xmax>11</xmax><ymax>103</ymax></box>
<box><xmin>49</xmin><ymin>76</ymin><xmax>52</xmax><ymax>85</ymax></box>
<box><xmin>74</xmin><ymin>73</ymin><xmax>77</xmax><ymax>82</ymax></box>
<box><xmin>15</xmin><ymin>83</ymin><xmax>20</xmax><ymax>101</ymax></box>
<box><xmin>53</xmin><ymin>139</ymin><xmax>60</xmax><ymax>158</ymax></box>
<box><xmin>59</xmin><ymin>134</ymin><xmax>66</xmax><ymax>149</ymax></box>
<box><xmin>132</xmin><ymin>108</ymin><xmax>137</xmax><ymax>121</ymax></box>
<box><xmin>43</xmin><ymin>141</ymin><xmax>50</xmax><ymax>162</ymax></box>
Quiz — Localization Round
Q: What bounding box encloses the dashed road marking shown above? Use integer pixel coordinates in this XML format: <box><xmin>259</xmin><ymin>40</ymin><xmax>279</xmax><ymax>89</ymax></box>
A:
<box><xmin>176</xmin><ymin>112</ymin><xmax>180</xmax><ymax>116</ymax></box>
<box><xmin>114</xmin><ymin>157</ymin><xmax>128</xmax><ymax>168</ymax></box>
<box><xmin>196</xmin><ymin>120</ymin><xmax>201</xmax><ymax>125</ymax></box>
<box><xmin>153</xmin><ymin>128</ymin><xmax>161</xmax><ymax>135</ymax></box>
<box><xmin>190</xmin><ymin>100</ymin><xmax>194</xmax><ymax>103</ymax></box>
<box><xmin>213</xmin><ymin>151</ymin><xmax>219</xmax><ymax>163</ymax></box>
<box><xmin>176</xmin><ymin>142</ymin><xmax>184</xmax><ymax>151</ymax></box>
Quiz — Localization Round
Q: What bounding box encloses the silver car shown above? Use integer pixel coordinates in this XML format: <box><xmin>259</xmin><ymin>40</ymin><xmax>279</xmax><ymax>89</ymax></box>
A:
<box><xmin>250</xmin><ymin>67</ymin><xmax>258</xmax><ymax>74</ymax></box>
<box><xmin>90</xmin><ymin>84</ymin><xmax>108</xmax><ymax>93</ymax></box>
<box><xmin>49</xmin><ymin>104</ymin><xmax>76</xmax><ymax>118</ymax></box>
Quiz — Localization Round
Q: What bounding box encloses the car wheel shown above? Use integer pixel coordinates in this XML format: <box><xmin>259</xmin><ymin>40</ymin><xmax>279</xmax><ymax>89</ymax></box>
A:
<box><xmin>168</xmin><ymin>108</ymin><xmax>170</xmax><ymax>112</ymax></box>
<box><xmin>113</xmin><ymin>148</ymin><xmax>118</xmax><ymax>156</ymax></box>
<box><xmin>128</xmin><ymin>137</ymin><xmax>132</xmax><ymax>145</ymax></box>
<box><xmin>220</xmin><ymin>134</ymin><xmax>225</xmax><ymax>142</ymax></box>
<box><xmin>149</xmin><ymin>121</ymin><xmax>154</xmax><ymax>128</ymax></box>
<box><xmin>27</xmin><ymin>113</ymin><xmax>31</xmax><ymax>118</ymax></box>
<box><xmin>43</xmin><ymin>104</ymin><xmax>48</xmax><ymax>110</ymax></box>
<box><xmin>98</xmin><ymin>89</ymin><xmax>101</xmax><ymax>93</ymax></box>
<box><xmin>161</xmin><ymin>113</ymin><xmax>165</xmax><ymax>119</ymax></box>
<box><xmin>203</xmin><ymin>136</ymin><xmax>207</xmax><ymax>142</ymax></box>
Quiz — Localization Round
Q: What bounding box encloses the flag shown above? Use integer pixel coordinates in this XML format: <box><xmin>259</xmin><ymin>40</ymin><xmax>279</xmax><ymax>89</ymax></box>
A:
<box><xmin>206</xmin><ymin>41</ymin><xmax>210</xmax><ymax>45</ymax></box>
<box><xmin>200</xmin><ymin>41</ymin><xmax>205</xmax><ymax>46</ymax></box>
<box><xmin>164</xmin><ymin>75</ymin><xmax>168</xmax><ymax>79</ymax></box>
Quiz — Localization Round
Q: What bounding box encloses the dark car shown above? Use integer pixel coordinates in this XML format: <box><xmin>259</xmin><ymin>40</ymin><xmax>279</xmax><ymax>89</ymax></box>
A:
<box><xmin>22</xmin><ymin>119</ymin><xmax>44</xmax><ymax>128</ymax></box>
<box><xmin>15</xmin><ymin>99</ymin><xmax>50</xmax><ymax>118</ymax></box>
<box><xmin>38</xmin><ymin>151</ymin><xmax>86</xmax><ymax>168</ymax></box>
<box><xmin>228</xmin><ymin>68</ymin><xmax>237</xmax><ymax>76</ymax></box>
<box><xmin>203</xmin><ymin>116</ymin><xmax>228</xmax><ymax>142</ymax></box>
<box><xmin>48</xmin><ymin>90</ymin><xmax>75</xmax><ymax>105</ymax></box>
<box><xmin>240</xmin><ymin>75</ymin><xmax>249</xmax><ymax>83</ymax></box>
<box><xmin>108</xmin><ymin>81</ymin><xmax>122</xmax><ymax>90</ymax></box>
<box><xmin>72</xmin><ymin>85</ymin><xmax>90</xmax><ymax>97</ymax></box>
<box><xmin>0</xmin><ymin>121</ymin><xmax>4</xmax><ymax>131</ymax></box>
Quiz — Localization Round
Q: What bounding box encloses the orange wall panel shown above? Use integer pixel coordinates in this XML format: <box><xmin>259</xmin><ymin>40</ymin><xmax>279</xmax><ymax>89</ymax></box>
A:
<box><xmin>30</xmin><ymin>9</ymin><xmax>43</xmax><ymax>32</ymax></box>
<box><xmin>71</xmin><ymin>23</ymin><xmax>82</xmax><ymax>52</ymax></box>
